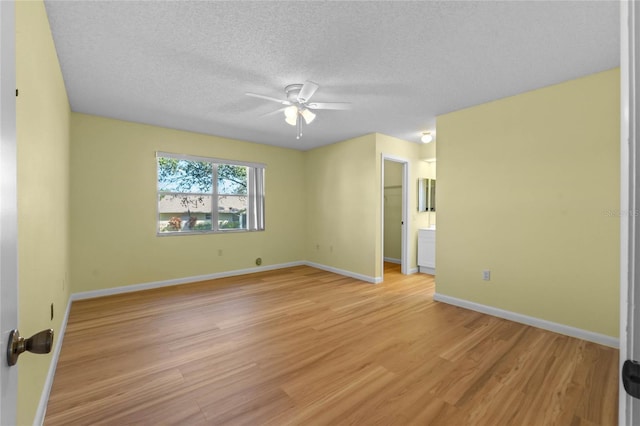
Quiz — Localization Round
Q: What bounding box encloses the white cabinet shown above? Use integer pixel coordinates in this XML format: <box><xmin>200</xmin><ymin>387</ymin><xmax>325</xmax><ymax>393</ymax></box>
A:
<box><xmin>418</xmin><ymin>229</ymin><xmax>436</xmax><ymax>274</ymax></box>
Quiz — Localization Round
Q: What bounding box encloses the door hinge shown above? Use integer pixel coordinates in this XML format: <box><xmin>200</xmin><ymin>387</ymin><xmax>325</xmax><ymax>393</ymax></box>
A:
<box><xmin>16</xmin><ymin>88</ymin><xmax>18</xmax><ymax>97</ymax></box>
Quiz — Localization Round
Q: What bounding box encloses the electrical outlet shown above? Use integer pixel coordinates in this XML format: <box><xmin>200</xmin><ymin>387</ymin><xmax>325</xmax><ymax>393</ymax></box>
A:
<box><xmin>483</xmin><ymin>270</ymin><xmax>491</xmax><ymax>281</ymax></box>
<box><xmin>256</xmin><ymin>257</ymin><xmax>262</xmax><ymax>266</ymax></box>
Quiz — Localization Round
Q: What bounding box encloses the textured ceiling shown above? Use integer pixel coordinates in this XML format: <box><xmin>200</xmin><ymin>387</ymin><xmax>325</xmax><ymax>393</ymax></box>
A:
<box><xmin>44</xmin><ymin>1</ymin><xmax>620</xmax><ymax>151</ymax></box>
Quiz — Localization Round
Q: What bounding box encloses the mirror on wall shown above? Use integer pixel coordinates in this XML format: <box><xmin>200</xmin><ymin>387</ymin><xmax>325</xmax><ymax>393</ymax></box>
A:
<box><xmin>418</xmin><ymin>178</ymin><xmax>436</xmax><ymax>212</ymax></box>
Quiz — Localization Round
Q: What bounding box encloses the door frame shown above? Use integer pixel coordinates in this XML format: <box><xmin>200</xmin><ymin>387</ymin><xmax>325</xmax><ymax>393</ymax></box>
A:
<box><xmin>0</xmin><ymin>0</ymin><xmax>19</xmax><ymax>424</ymax></box>
<box><xmin>620</xmin><ymin>0</ymin><xmax>638</xmax><ymax>424</ymax></box>
<box><xmin>381</xmin><ymin>154</ymin><xmax>409</xmax><ymax>277</ymax></box>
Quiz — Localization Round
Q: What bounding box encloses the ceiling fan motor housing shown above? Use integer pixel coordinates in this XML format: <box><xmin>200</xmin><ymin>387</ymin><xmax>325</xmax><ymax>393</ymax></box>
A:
<box><xmin>285</xmin><ymin>84</ymin><xmax>304</xmax><ymax>102</ymax></box>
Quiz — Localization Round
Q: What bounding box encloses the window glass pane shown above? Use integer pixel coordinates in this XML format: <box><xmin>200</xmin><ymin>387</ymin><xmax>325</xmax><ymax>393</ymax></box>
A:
<box><xmin>158</xmin><ymin>158</ymin><xmax>212</xmax><ymax>193</ymax></box>
<box><xmin>218</xmin><ymin>164</ymin><xmax>248</xmax><ymax>195</ymax></box>
<box><xmin>218</xmin><ymin>195</ymin><xmax>248</xmax><ymax>230</ymax></box>
<box><xmin>156</xmin><ymin>153</ymin><xmax>264</xmax><ymax>235</ymax></box>
<box><xmin>158</xmin><ymin>194</ymin><xmax>212</xmax><ymax>232</ymax></box>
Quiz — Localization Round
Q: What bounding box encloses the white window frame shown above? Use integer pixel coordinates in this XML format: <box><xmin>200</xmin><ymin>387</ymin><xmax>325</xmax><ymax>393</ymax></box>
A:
<box><xmin>156</xmin><ymin>151</ymin><xmax>265</xmax><ymax>235</ymax></box>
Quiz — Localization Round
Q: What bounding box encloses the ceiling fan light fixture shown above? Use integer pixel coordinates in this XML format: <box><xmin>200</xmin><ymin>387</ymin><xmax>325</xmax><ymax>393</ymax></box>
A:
<box><xmin>247</xmin><ymin>81</ymin><xmax>349</xmax><ymax>139</ymax></box>
<box><xmin>285</xmin><ymin>115</ymin><xmax>297</xmax><ymax>126</ymax></box>
<box><xmin>284</xmin><ymin>106</ymin><xmax>298</xmax><ymax>126</ymax></box>
<box><xmin>300</xmin><ymin>108</ymin><xmax>316</xmax><ymax>124</ymax></box>
<box><xmin>421</xmin><ymin>132</ymin><xmax>433</xmax><ymax>144</ymax></box>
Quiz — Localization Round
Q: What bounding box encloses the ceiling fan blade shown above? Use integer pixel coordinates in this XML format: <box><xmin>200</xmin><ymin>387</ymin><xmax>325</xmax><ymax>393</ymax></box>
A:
<box><xmin>307</xmin><ymin>102</ymin><xmax>352</xmax><ymax>110</ymax></box>
<box><xmin>258</xmin><ymin>107</ymin><xmax>288</xmax><ymax>118</ymax></box>
<box><xmin>245</xmin><ymin>92</ymin><xmax>291</xmax><ymax>105</ymax></box>
<box><xmin>297</xmin><ymin>81</ymin><xmax>319</xmax><ymax>102</ymax></box>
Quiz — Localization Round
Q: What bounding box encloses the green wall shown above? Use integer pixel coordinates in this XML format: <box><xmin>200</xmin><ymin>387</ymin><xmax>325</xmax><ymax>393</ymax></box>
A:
<box><xmin>16</xmin><ymin>1</ymin><xmax>71</xmax><ymax>424</ymax></box>
<box><xmin>70</xmin><ymin>113</ymin><xmax>306</xmax><ymax>292</ymax></box>
<box><xmin>436</xmin><ymin>68</ymin><xmax>620</xmax><ymax>337</ymax></box>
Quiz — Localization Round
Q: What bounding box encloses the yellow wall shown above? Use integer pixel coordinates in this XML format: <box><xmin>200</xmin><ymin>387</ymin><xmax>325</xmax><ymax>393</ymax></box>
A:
<box><xmin>70</xmin><ymin>120</ymin><xmax>433</xmax><ymax>289</ymax></box>
<box><xmin>305</xmin><ymin>134</ymin><xmax>378</xmax><ymax>278</ymax></box>
<box><xmin>70</xmin><ymin>122</ymin><xmax>435</xmax><ymax>288</ymax></box>
<box><xmin>436</xmin><ymin>68</ymin><xmax>620</xmax><ymax>337</ymax></box>
<box><xmin>70</xmin><ymin>113</ymin><xmax>306</xmax><ymax>292</ymax></box>
<box><xmin>16</xmin><ymin>1</ymin><xmax>71</xmax><ymax>424</ymax></box>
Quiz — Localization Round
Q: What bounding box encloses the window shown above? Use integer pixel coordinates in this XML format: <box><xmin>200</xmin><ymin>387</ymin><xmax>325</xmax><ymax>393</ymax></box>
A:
<box><xmin>157</xmin><ymin>152</ymin><xmax>265</xmax><ymax>234</ymax></box>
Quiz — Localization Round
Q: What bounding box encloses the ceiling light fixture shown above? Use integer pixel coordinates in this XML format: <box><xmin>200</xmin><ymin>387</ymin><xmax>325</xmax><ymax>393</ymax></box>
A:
<box><xmin>283</xmin><ymin>105</ymin><xmax>318</xmax><ymax>139</ymax></box>
<box><xmin>284</xmin><ymin>105</ymin><xmax>298</xmax><ymax>126</ymax></box>
<box><xmin>421</xmin><ymin>132</ymin><xmax>433</xmax><ymax>144</ymax></box>
<box><xmin>300</xmin><ymin>108</ymin><xmax>316</xmax><ymax>124</ymax></box>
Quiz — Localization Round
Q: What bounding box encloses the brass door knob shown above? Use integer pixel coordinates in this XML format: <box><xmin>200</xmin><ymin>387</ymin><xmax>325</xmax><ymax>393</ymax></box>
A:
<box><xmin>7</xmin><ymin>329</ymin><xmax>54</xmax><ymax>366</ymax></box>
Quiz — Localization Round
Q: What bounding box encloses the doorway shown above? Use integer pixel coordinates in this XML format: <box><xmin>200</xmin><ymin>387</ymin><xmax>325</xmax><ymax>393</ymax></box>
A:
<box><xmin>383</xmin><ymin>160</ymin><xmax>403</xmax><ymax>265</ymax></box>
<box><xmin>381</xmin><ymin>155</ymin><xmax>409</xmax><ymax>279</ymax></box>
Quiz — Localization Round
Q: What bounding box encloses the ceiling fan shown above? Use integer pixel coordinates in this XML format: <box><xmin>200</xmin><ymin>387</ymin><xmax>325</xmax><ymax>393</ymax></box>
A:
<box><xmin>246</xmin><ymin>81</ymin><xmax>351</xmax><ymax>139</ymax></box>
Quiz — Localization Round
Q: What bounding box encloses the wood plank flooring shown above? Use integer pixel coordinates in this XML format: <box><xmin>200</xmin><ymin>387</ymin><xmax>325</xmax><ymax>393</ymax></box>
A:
<box><xmin>45</xmin><ymin>263</ymin><xmax>618</xmax><ymax>425</ymax></box>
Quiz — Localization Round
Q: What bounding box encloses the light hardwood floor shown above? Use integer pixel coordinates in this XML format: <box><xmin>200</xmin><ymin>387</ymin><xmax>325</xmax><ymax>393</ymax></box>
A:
<box><xmin>45</xmin><ymin>263</ymin><xmax>618</xmax><ymax>425</ymax></box>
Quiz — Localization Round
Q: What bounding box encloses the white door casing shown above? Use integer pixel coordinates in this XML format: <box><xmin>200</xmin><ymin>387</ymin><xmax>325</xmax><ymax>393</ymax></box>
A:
<box><xmin>381</xmin><ymin>154</ymin><xmax>409</xmax><ymax>278</ymax></box>
<box><xmin>0</xmin><ymin>0</ymin><xmax>19</xmax><ymax>424</ymax></box>
<box><xmin>620</xmin><ymin>0</ymin><xmax>639</xmax><ymax>424</ymax></box>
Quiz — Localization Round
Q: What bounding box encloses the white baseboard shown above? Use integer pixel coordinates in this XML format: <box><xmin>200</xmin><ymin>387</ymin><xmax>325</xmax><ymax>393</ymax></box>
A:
<box><xmin>419</xmin><ymin>266</ymin><xmax>436</xmax><ymax>275</ymax></box>
<box><xmin>70</xmin><ymin>260</ymin><xmax>408</xmax><ymax>302</ymax></box>
<box><xmin>408</xmin><ymin>267</ymin><xmax>419</xmax><ymax>274</ymax></box>
<box><xmin>433</xmin><ymin>292</ymin><xmax>619</xmax><ymax>348</ymax></box>
<box><xmin>304</xmin><ymin>261</ymin><xmax>380</xmax><ymax>284</ymax></box>
<box><xmin>34</xmin><ymin>297</ymin><xmax>73</xmax><ymax>426</ymax></box>
<box><xmin>71</xmin><ymin>261</ymin><xmax>306</xmax><ymax>301</ymax></box>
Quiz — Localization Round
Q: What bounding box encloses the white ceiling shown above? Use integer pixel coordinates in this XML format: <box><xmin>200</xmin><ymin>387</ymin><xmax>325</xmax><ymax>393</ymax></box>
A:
<box><xmin>44</xmin><ymin>1</ymin><xmax>620</xmax><ymax>151</ymax></box>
